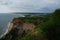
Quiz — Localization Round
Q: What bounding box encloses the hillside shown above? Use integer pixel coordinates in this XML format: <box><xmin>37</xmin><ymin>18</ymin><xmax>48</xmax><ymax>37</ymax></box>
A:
<box><xmin>0</xmin><ymin>9</ymin><xmax>60</xmax><ymax>40</ymax></box>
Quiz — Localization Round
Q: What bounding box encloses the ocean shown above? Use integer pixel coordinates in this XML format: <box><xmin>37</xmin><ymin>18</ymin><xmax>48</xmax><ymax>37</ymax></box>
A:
<box><xmin>0</xmin><ymin>13</ymin><xmax>24</xmax><ymax>38</ymax></box>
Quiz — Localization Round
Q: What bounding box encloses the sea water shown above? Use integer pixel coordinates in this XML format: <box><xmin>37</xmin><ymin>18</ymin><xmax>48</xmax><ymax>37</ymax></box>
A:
<box><xmin>0</xmin><ymin>13</ymin><xmax>24</xmax><ymax>38</ymax></box>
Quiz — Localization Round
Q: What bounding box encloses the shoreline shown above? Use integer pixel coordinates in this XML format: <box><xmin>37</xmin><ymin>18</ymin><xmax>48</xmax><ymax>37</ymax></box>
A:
<box><xmin>0</xmin><ymin>19</ymin><xmax>13</xmax><ymax>39</ymax></box>
<box><xmin>0</xmin><ymin>22</ymin><xmax>10</xmax><ymax>39</ymax></box>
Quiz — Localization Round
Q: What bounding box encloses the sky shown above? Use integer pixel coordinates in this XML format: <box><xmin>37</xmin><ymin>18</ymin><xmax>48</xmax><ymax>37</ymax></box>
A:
<box><xmin>0</xmin><ymin>0</ymin><xmax>60</xmax><ymax>13</ymax></box>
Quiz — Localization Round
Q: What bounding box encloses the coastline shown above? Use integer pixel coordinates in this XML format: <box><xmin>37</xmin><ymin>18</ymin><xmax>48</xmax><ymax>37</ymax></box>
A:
<box><xmin>0</xmin><ymin>22</ymin><xmax>10</xmax><ymax>39</ymax></box>
<box><xmin>0</xmin><ymin>19</ymin><xmax>13</xmax><ymax>39</ymax></box>
<box><xmin>0</xmin><ymin>14</ymin><xmax>24</xmax><ymax>39</ymax></box>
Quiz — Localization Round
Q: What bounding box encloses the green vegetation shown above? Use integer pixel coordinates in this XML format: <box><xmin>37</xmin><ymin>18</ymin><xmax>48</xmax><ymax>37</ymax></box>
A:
<box><xmin>0</xmin><ymin>9</ymin><xmax>60</xmax><ymax>40</ymax></box>
<box><xmin>18</xmin><ymin>17</ymin><xmax>43</xmax><ymax>25</ymax></box>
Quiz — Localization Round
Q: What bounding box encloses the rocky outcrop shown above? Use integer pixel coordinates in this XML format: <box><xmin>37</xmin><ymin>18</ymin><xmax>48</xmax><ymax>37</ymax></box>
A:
<box><xmin>23</xmin><ymin>22</ymin><xmax>36</xmax><ymax>33</ymax></box>
<box><xmin>8</xmin><ymin>18</ymin><xmax>36</xmax><ymax>36</ymax></box>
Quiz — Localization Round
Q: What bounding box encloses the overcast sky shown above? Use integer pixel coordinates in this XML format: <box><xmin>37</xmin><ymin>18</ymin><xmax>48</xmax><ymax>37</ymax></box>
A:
<box><xmin>0</xmin><ymin>0</ymin><xmax>60</xmax><ymax>13</ymax></box>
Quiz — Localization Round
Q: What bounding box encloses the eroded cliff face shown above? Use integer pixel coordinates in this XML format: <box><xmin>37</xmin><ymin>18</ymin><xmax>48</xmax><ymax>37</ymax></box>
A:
<box><xmin>8</xmin><ymin>18</ymin><xmax>36</xmax><ymax>36</ymax></box>
<box><xmin>0</xmin><ymin>18</ymin><xmax>36</xmax><ymax>40</ymax></box>
<box><xmin>23</xmin><ymin>22</ymin><xmax>36</xmax><ymax>33</ymax></box>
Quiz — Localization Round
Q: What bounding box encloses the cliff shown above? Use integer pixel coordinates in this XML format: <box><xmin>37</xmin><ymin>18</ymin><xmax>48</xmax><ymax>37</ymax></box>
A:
<box><xmin>9</xmin><ymin>18</ymin><xmax>36</xmax><ymax>35</ymax></box>
<box><xmin>1</xmin><ymin>18</ymin><xmax>37</xmax><ymax>40</ymax></box>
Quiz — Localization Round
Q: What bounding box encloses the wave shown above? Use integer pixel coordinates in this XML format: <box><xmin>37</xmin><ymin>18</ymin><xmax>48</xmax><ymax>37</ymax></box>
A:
<box><xmin>0</xmin><ymin>19</ymin><xmax>13</xmax><ymax>39</ymax></box>
<box><xmin>0</xmin><ymin>15</ymin><xmax>25</xmax><ymax>39</ymax></box>
<box><xmin>0</xmin><ymin>22</ymin><xmax>10</xmax><ymax>39</ymax></box>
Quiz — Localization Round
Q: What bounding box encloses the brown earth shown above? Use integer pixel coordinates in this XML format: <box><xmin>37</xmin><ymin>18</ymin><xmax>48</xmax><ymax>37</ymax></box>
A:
<box><xmin>8</xmin><ymin>18</ymin><xmax>36</xmax><ymax>35</ymax></box>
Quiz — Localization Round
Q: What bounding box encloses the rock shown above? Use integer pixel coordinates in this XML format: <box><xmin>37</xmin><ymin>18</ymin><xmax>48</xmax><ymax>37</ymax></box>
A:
<box><xmin>23</xmin><ymin>22</ymin><xmax>36</xmax><ymax>33</ymax></box>
<box><xmin>8</xmin><ymin>18</ymin><xmax>36</xmax><ymax>36</ymax></box>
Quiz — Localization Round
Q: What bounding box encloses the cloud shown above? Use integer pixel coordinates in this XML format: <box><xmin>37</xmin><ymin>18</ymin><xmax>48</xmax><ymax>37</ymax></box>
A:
<box><xmin>0</xmin><ymin>0</ymin><xmax>60</xmax><ymax>13</ymax></box>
